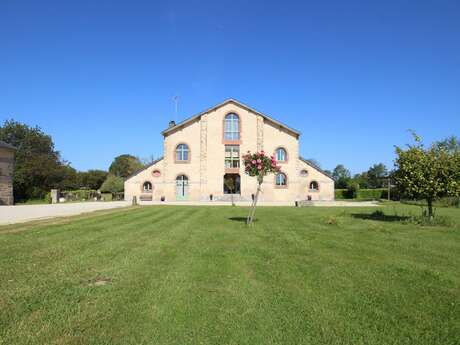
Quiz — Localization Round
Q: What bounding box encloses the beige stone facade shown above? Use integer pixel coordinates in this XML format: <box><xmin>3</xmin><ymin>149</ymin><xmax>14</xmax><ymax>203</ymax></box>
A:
<box><xmin>0</xmin><ymin>141</ymin><xmax>15</xmax><ymax>205</ymax></box>
<box><xmin>125</xmin><ymin>99</ymin><xmax>334</xmax><ymax>202</ymax></box>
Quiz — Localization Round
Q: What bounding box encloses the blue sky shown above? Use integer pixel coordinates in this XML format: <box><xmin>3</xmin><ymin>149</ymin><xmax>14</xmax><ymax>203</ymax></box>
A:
<box><xmin>1</xmin><ymin>0</ymin><xmax>459</xmax><ymax>174</ymax></box>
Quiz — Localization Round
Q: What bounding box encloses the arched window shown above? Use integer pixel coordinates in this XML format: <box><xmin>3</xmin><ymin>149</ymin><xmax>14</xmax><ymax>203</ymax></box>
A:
<box><xmin>275</xmin><ymin>148</ymin><xmax>287</xmax><ymax>162</ymax></box>
<box><xmin>275</xmin><ymin>173</ymin><xmax>287</xmax><ymax>187</ymax></box>
<box><xmin>224</xmin><ymin>113</ymin><xmax>240</xmax><ymax>140</ymax></box>
<box><xmin>143</xmin><ymin>181</ymin><xmax>152</xmax><ymax>192</ymax></box>
<box><xmin>309</xmin><ymin>181</ymin><xmax>319</xmax><ymax>191</ymax></box>
<box><xmin>176</xmin><ymin>144</ymin><xmax>189</xmax><ymax>162</ymax></box>
<box><xmin>300</xmin><ymin>169</ymin><xmax>308</xmax><ymax>177</ymax></box>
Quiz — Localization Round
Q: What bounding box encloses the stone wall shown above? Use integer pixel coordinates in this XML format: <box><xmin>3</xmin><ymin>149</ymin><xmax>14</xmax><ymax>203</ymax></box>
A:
<box><xmin>0</xmin><ymin>148</ymin><xmax>14</xmax><ymax>205</ymax></box>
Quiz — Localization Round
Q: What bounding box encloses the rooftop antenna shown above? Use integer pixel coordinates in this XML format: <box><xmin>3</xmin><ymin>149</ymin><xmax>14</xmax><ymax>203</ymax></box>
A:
<box><xmin>172</xmin><ymin>95</ymin><xmax>179</xmax><ymax>122</ymax></box>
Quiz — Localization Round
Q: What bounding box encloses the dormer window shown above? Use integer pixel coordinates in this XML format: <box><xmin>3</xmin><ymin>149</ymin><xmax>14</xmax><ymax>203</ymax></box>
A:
<box><xmin>224</xmin><ymin>113</ymin><xmax>240</xmax><ymax>141</ymax></box>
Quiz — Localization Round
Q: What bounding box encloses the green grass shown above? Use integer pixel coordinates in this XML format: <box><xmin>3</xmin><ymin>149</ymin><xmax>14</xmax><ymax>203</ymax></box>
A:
<box><xmin>1</xmin><ymin>204</ymin><xmax>459</xmax><ymax>345</ymax></box>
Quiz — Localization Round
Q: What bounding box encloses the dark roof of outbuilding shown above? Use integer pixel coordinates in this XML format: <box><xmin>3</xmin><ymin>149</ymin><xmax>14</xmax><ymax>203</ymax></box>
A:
<box><xmin>161</xmin><ymin>98</ymin><xmax>301</xmax><ymax>137</ymax></box>
<box><xmin>0</xmin><ymin>140</ymin><xmax>16</xmax><ymax>151</ymax></box>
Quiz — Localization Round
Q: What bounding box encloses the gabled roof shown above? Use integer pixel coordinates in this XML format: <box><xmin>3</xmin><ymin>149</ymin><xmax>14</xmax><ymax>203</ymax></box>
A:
<box><xmin>299</xmin><ymin>156</ymin><xmax>334</xmax><ymax>180</ymax></box>
<box><xmin>124</xmin><ymin>157</ymin><xmax>164</xmax><ymax>181</ymax></box>
<box><xmin>161</xmin><ymin>98</ymin><xmax>301</xmax><ymax>137</ymax></box>
<box><xmin>0</xmin><ymin>140</ymin><xmax>16</xmax><ymax>151</ymax></box>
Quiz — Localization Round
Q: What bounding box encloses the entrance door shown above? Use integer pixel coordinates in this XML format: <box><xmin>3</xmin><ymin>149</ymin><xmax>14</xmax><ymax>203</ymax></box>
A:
<box><xmin>223</xmin><ymin>174</ymin><xmax>241</xmax><ymax>194</ymax></box>
<box><xmin>176</xmin><ymin>175</ymin><xmax>189</xmax><ymax>200</ymax></box>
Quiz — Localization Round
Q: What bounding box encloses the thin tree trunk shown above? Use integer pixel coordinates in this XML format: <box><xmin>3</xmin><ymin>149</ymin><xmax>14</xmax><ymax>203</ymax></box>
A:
<box><xmin>427</xmin><ymin>198</ymin><xmax>434</xmax><ymax>221</ymax></box>
<box><xmin>247</xmin><ymin>177</ymin><xmax>263</xmax><ymax>225</ymax></box>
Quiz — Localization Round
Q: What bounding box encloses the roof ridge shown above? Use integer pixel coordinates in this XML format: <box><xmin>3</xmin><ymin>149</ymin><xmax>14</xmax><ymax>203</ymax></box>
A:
<box><xmin>161</xmin><ymin>98</ymin><xmax>301</xmax><ymax>136</ymax></box>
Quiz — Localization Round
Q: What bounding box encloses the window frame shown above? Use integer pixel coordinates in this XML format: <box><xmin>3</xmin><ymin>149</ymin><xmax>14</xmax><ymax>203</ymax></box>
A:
<box><xmin>224</xmin><ymin>145</ymin><xmax>240</xmax><ymax>170</ymax></box>
<box><xmin>222</xmin><ymin>113</ymin><xmax>241</xmax><ymax>144</ymax></box>
<box><xmin>274</xmin><ymin>172</ymin><xmax>288</xmax><ymax>189</ymax></box>
<box><xmin>275</xmin><ymin>147</ymin><xmax>288</xmax><ymax>163</ymax></box>
<box><xmin>142</xmin><ymin>181</ymin><xmax>153</xmax><ymax>193</ymax></box>
<box><xmin>175</xmin><ymin>143</ymin><xmax>190</xmax><ymax>163</ymax></box>
<box><xmin>309</xmin><ymin>180</ymin><xmax>319</xmax><ymax>192</ymax></box>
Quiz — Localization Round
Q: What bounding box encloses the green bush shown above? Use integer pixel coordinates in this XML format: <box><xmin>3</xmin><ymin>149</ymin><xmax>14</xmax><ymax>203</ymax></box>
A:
<box><xmin>335</xmin><ymin>188</ymin><xmax>391</xmax><ymax>200</ymax></box>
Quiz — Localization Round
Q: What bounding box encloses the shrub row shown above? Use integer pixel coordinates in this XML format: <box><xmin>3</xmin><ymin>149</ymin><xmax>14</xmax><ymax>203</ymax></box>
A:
<box><xmin>335</xmin><ymin>188</ymin><xmax>390</xmax><ymax>200</ymax></box>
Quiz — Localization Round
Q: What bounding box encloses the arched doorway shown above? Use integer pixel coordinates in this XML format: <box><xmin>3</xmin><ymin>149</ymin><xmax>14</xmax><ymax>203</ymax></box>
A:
<box><xmin>176</xmin><ymin>175</ymin><xmax>189</xmax><ymax>200</ymax></box>
<box><xmin>223</xmin><ymin>174</ymin><xmax>241</xmax><ymax>194</ymax></box>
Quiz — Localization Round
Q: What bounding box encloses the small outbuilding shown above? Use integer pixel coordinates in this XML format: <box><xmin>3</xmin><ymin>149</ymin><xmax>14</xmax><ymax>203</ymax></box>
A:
<box><xmin>0</xmin><ymin>140</ymin><xmax>15</xmax><ymax>205</ymax></box>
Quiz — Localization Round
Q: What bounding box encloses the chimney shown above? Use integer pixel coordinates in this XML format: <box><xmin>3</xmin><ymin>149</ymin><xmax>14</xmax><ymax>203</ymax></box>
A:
<box><xmin>169</xmin><ymin>120</ymin><xmax>176</xmax><ymax>128</ymax></box>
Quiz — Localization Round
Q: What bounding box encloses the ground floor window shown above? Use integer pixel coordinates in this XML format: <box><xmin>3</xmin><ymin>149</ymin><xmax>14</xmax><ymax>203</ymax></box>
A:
<box><xmin>143</xmin><ymin>181</ymin><xmax>152</xmax><ymax>192</ymax></box>
<box><xmin>224</xmin><ymin>174</ymin><xmax>241</xmax><ymax>194</ymax></box>
<box><xmin>309</xmin><ymin>181</ymin><xmax>319</xmax><ymax>191</ymax></box>
<box><xmin>275</xmin><ymin>173</ymin><xmax>287</xmax><ymax>187</ymax></box>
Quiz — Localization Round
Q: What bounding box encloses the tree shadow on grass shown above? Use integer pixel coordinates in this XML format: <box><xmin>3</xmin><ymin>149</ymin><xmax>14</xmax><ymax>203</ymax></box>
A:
<box><xmin>351</xmin><ymin>210</ymin><xmax>410</xmax><ymax>222</ymax></box>
<box><xmin>228</xmin><ymin>217</ymin><xmax>258</xmax><ymax>223</ymax></box>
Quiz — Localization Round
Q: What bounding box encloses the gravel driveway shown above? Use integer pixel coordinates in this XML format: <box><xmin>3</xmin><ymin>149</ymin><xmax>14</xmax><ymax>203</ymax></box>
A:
<box><xmin>0</xmin><ymin>201</ymin><xmax>130</xmax><ymax>225</ymax></box>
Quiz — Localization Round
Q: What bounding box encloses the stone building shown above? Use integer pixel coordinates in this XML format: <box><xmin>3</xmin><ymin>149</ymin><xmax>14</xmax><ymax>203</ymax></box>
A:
<box><xmin>0</xmin><ymin>140</ymin><xmax>15</xmax><ymax>205</ymax></box>
<box><xmin>125</xmin><ymin>99</ymin><xmax>334</xmax><ymax>203</ymax></box>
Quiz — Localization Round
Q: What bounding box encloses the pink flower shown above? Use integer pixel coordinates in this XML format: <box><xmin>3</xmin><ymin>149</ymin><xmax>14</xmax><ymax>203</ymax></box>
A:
<box><xmin>257</xmin><ymin>165</ymin><xmax>262</xmax><ymax>170</ymax></box>
<box><xmin>257</xmin><ymin>159</ymin><xmax>261</xmax><ymax>163</ymax></box>
<box><xmin>252</xmin><ymin>160</ymin><xmax>256</xmax><ymax>164</ymax></box>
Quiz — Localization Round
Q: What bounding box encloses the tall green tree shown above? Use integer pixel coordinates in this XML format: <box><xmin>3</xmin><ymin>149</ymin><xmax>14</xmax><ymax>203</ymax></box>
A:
<box><xmin>109</xmin><ymin>154</ymin><xmax>143</xmax><ymax>178</ymax></box>
<box><xmin>332</xmin><ymin>164</ymin><xmax>351</xmax><ymax>189</ymax></box>
<box><xmin>78</xmin><ymin>169</ymin><xmax>108</xmax><ymax>190</ymax></box>
<box><xmin>435</xmin><ymin>136</ymin><xmax>460</xmax><ymax>153</ymax></box>
<box><xmin>394</xmin><ymin>133</ymin><xmax>460</xmax><ymax>219</ymax></box>
<box><xmin>0</xmin><ymin>120</ymin><xmax>70</xmax><ymax>200</ymax></box>
<box><xmin>367</xmin><ymin>163</ymin><xmax>388</xmax><ymax>188</ymax></box>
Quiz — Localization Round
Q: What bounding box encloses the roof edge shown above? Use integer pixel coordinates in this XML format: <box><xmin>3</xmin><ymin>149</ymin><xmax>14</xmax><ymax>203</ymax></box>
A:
<box><xmin>124</xmin><ymin>157</ymin><xmax>164</xmax><ymax>181</ymax></box>
<box><xmin>161</xmin><ymin>98</ymin><xmax>301</xmax><ymax>137</ymax></box>
<box><xmin>299</xmin><ymin>156</ymin><xmax>334</xmax><ymax>180</ymax></box>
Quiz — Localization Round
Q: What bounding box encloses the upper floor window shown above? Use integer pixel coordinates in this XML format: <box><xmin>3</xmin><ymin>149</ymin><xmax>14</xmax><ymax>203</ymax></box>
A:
<box><xmin>275</xmin><ymin>173</ymin><xmax>287</xmax><ymax>186</ymax></box>
<box><xmin>275</xmin><ymin>148</ymin><xmax>287</xmax><ymax>162</ymax></box>
<box><xmin>309</xmin><ymin>181</ymin><xmax>319</xmax><ymax>191</ymax></box>
<box><xmin>225</xmin><ymin>145</ymin><xmax>240</xmax><ymax>168</ymax></box>
<box><xmin>176</xmin><ymin>144</ymin><xmax>189</xmax><ymax>162</ymax></box>
<box><xmin>224</xmin><ymin>113</ymin><xmax>240</xmax><ymax>141</ymax></box>
<box><xmin>143</xmin><ymin>181</ymin><xmax>152</xmax><ymax>192</ymax></box>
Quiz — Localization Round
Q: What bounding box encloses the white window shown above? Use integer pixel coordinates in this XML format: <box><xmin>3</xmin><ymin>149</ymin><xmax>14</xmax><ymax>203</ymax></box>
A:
<box><xmin>275</xmin><ymin>173</ymin><xmax>287</xmax><ymax>186</ymax></box>
<box><xmin>276</xmin><ymin>148</ymin><xmax>287</xmax><ymax>162</ymax></box>
<box><xmin>225</xmin><ymin>145</ymin><xmax>240</xmax><ymax>168</ymax></box>
<box><xmin>176</xmin><ymin>144</ymin><xmax>189</xmax><ymax>162</ymax></box>
<box><xmin>224</xmin><ymin>113</ymin><xmax>240</xmax><ymax>140</ymax></box>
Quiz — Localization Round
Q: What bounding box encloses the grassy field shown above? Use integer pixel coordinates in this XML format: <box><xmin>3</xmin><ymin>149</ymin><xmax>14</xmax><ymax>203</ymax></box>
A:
<box><xmin>1</xmin><ymin>204</ymin><xmax>459</xmax><ymax>345</ymax></box>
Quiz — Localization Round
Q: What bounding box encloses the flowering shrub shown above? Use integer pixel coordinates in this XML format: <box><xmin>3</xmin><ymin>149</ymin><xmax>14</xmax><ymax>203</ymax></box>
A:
<box><xmin>242</xmin><ymin>151</ymin><xmax>281</xmax><ymax>179</ymax></box>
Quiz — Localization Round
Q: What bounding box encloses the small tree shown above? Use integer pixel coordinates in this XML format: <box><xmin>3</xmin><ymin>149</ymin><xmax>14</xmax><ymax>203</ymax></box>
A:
<box><xmin>394</xmin><ymin>133</ymin><xmax>460</xmax><ymax>220</ymax></box>
<box><xmin>100</xmin><ymin>174</ymin><xmax>124</xmax><ymax>194</ymax></box>
<box><xmin>223</xmin><ymin>175</ymin><xmax>236</xmax><ymax>206</ymax></box>
<box><xmin>243</xmin><ymin>151</ymin><xmax>281</xmax><ymax>225</ymax></box>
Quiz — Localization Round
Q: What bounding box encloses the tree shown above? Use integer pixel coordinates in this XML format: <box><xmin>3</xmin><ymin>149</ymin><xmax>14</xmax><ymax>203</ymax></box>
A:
<box><xmin>435</xmin><ymin>136</ymin><xmax>460</xmax><ymax>153</ymax></box>
<box><xmin>100</xmin><ymin>175</ymin><xmax>124</xmax><ymax>193</ymax></box>
<box><xmin>352</xmin><ymin>172</ymin><xmax>369</xmax><ymax>189</ymax></box>
<box><xmin>109</xmin><ymin>154</ymin><xmax>143</xmax><ymax>178</ymax></box>
<box><xmin>0</xmin><ymin>120</ymin><xmax>69</xmax><ymax>200</ymax></box>
<box><xmin>394</xmin><ymin>133</ymin><xmax>460</xmax><ymax>220</ymax></box>
<box><xmin>367</xmin><ymin>163</ymin><xmax>388</xmax><ymax>188</ymax></box>
<box><xmin>243</xmin><ymin>151</ymin><xmax>281</xmax><ymax>225</ymax></box>
<box><xmin>223</xmin><ymin>175</ymin><xmax>236</xmax><ymax>206</ymax></box>
<box><xmin>78</xmin><ymin>170</ymin><xmax>108</xmax><ymax>190</ymax></box>
<box><xmin>332</xmin><ymin>164</ymin><xmax>351</xmax><ymax>189</ymax></box>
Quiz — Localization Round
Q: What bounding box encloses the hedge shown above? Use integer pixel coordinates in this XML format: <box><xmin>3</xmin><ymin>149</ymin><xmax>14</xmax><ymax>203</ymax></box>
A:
<box><xmin>335</xmin><ymin>188</ymin><xmax>389</xmax><ymax>200</ymax></box>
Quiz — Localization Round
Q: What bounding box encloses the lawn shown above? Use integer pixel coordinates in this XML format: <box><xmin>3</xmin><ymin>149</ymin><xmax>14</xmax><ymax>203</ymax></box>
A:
<box><xmin>1</xmin><ymin>204</ymin><xmax>459</xmax><ymax>345</ymax></box>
